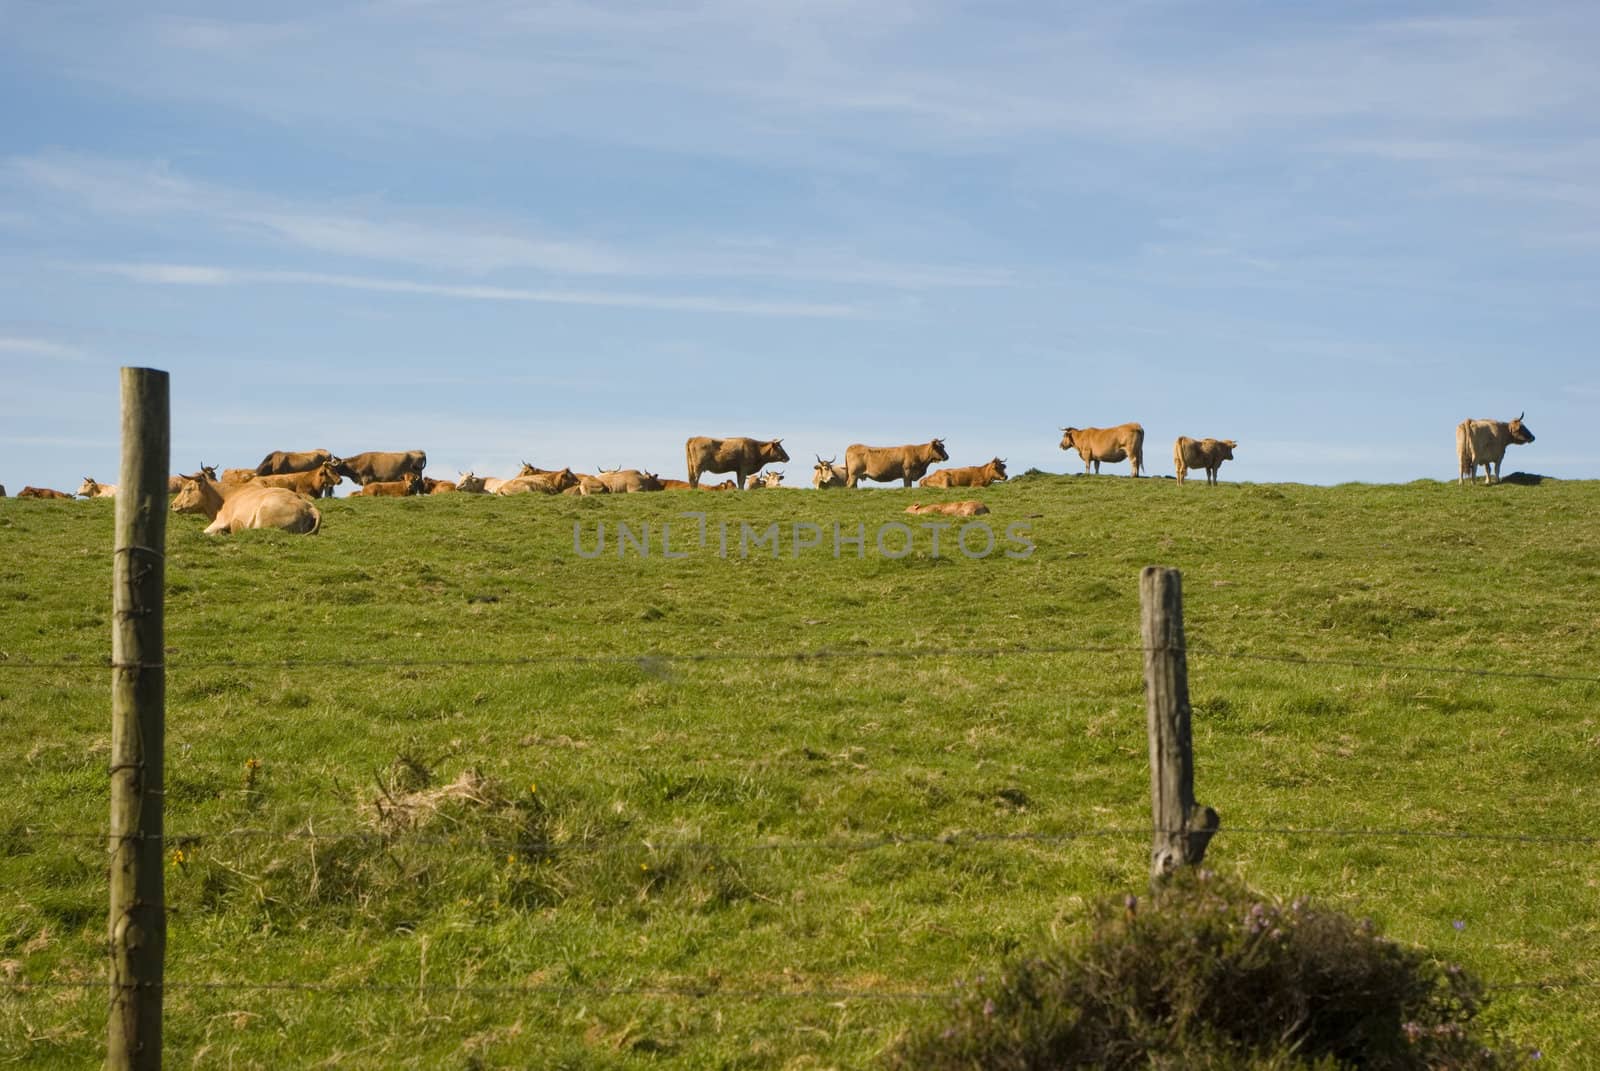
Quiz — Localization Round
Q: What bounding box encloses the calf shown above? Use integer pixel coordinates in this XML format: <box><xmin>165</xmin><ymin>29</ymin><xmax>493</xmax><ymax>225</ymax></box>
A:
<box><xmin>351</xmin><ymin>472</ymin><xmax>423</xmax><ymax>497</ymax></box>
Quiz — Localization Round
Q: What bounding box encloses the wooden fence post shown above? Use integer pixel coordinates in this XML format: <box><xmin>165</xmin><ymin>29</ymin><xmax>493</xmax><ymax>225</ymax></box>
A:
<box><xmin>109</xmin><ymin>367</ymin><xmax>168</xmax><ymax>1071</ymax></box>
<box><xmin>1140</xmin><ymin>565</ymin><xmax>1219</xmax><ymax>888</ymax></box>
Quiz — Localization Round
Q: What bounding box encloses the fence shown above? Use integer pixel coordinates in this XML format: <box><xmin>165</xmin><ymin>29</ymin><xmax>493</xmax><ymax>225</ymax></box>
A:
<box><xmin>2</xmin><ymin>370</ymin><xmax>1597</xmax><ymax>1066</ymax></box>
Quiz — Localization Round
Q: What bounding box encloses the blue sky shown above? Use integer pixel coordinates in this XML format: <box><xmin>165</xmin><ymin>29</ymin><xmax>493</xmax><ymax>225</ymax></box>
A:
<box><xmin>2</xmin><ymin>0</ymin><xmax>1596</xmax><ymax>491</ymax></box>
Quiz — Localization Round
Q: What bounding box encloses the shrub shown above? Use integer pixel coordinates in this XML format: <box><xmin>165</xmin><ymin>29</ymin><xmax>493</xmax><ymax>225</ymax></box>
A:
<box><xmin>885</xmin><ymin>871</ymin><xmax>1532</xmax><ymax>1070</ymax></box>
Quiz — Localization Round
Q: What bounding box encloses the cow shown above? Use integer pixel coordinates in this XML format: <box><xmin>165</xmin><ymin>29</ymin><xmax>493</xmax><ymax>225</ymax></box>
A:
<box><xmin>332</xmin><ymin>450</ymin><xmax>427</xmax><ymax>487</ymax></box>
<box><xmin>252</xmin><ymin>461</ymin><xmax>343</xmax><ymax>498</ymax></box>
<box><xmin>171</xmin><ymin>472</ymin><xmax>321</xmax><ymax>535</ymax></box>
<box><xmin>220</xmin><ymin>467</ymin><xmax>258</xmax><ymax>486</ymax></box>
<box><xmin>745</xmin><ymin>470</ymin><xmax>785</xmax><ymax>489</ymax></box>
<box><xmin>497</xmin><ymin>469</ymin><xmax>577</xmax><ymax>495</ymax></box>
<box><xmin>456</xmin><ymin>472</ymin><xmax>488</xmax><ymax>494</ymax></box>
<box><xmin>685</xmin><ymin>436</ymin><xmax>790</xmax><ymax>490</ymax></box>
<box><xmin>168</xmin><ymin>466</ymin><xmax>217</xmax><ymax>494</ymax></box>
<box><xmin>919</xmin><ymin>458</ymin><xmax>1008</xmax><ymax>489</ymax></box>
<box><xmin>1059</xmin><ymin>423</ymin><xmax>1145</xmax><ymax>477</ymax></box>
<box><xmin>18</xmin><ymin>486</ymin><xmax>74</xmax><ymax>499</ymax></box>
<box><xmin>596</xmin><ymin>468</ymin><xmax>664</xmax><ymax>494</ymax></box>
<box><xmin>351</xmin><ymin>472</ymin><xmax>423</xmax><ymax>497</ymax></box>
<box><xmin>1173</xmin><ymin>438</ymin><xmax>1237</xmax><ymax>485</ymax></box>
<box><xmin>845</xmin><ymin>439</ymin><xmax>949</xmax><ymax>488</ymax></box>
<box><xmin>255</xmin><ymin>448</ymin><xmax>333</xmax><ymax>477</ymax></box>
<box><xmin>699</xmin><ymin>480</ymin><xmax>738</xmax><ymax>491</ymax></box>
<box><xmin>906</xmin><ymin>501</ymin><xmax>990</xmax><ymax>517</ymax></box>
<box><xmin>812</xmin><ymin>455</ymin><xmax>848</xmax><ymax>489</ymax></box>
<box><xmin>0</xmin><ymin>484</ymin><xmax>5</xmax><ymax>497</ymax></box>
<box><xmin>76</xmin><ymin>477</ymin><xmax>118</xmax><ymax>498</ymax></box>
<box><xmin>423</xmin><ymin>478</ymin><xmax>457</xmax><ymax>494</ymax></box>
<box><xmin>1457</xmin><ymin>414</ymin><xmax>1535</xmax><ymax>485</ymax></box>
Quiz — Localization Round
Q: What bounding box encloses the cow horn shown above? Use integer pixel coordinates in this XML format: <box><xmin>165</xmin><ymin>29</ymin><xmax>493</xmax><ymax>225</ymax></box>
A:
<box><xmin>1517</xmin><ymin>411</ymin><xmax>1524</xmax><ymax>421</ymax></box>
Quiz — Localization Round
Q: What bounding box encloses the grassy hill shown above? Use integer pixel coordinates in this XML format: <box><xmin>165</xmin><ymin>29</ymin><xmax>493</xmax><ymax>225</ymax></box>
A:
<box><xmin>2</xmin><ymin>475</ymin><xmax>1596</xmax><ymax>1067</ymax></box>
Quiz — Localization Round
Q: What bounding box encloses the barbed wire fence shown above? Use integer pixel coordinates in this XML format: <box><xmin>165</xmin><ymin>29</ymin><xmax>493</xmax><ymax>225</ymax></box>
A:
<box><xmin>5</xmin><ymin>634</ymin><xmax>1600</xmax><ymax>1011</ymax></box>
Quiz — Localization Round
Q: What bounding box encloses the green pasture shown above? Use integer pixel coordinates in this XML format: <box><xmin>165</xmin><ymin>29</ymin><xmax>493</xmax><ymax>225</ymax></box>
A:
<box><xmin>1</xmin><ymin>475</ymin><xmax>1596</xmax><ymax>1067</ymax></box>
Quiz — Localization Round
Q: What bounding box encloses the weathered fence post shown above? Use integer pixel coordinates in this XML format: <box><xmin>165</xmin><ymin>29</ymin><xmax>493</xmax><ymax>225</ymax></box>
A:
<box><xmin>109</xmin><ymin>367</ymin><xmax>168</xmax><ymax>1071</ymax></box>
<box><xmin>1140</xmin><ymin>565</ymin><xmax>1219</xmax><ymax>888</ymax></box>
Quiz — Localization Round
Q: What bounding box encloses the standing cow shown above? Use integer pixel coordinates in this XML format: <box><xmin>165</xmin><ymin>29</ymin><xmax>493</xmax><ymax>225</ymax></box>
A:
<box><xmin>844</xmin><ymin>439</ymin><xmax>949</xmax><ymax>488</ymax></box>
<box><xmin>1059</xmin><ymin>423</ymin><xmax>1144</xmax><ymax>477</ymax></box>
<box><xmin>333</xmin><ymin>450</ymin><xmax>428</xmax><ymax>487</ymax></box>
<box><xmin>255</xmin><ymin>449</ymin><xmax>334</xmax><ymax>477</ymax></box>
<box><xmin>1457</xmin><ymin>414</ymin><xmax>1535</xmax><ymax>485</ymax></box>
<box><xmin>685</xmin><ymin>437</ymin><xmax>789</xmax><ymax>490</ymax></box>
<box><xmin>1173</xmin><ymin>438</ymin><xmax>1237</xmax><ymax>485</ymax></box>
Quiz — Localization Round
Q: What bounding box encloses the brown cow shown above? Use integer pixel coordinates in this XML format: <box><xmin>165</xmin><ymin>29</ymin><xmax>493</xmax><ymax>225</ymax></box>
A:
<box><xmin>1173</xmin><ymin>437</ymin><xmax>1237</xmax><ymax>485</ymax></box>
<box><xmin>811</xmin><ymin>455</ymin><xmax>848</xmax><ymax>489</ymax></box>
<box><xmin>351</xmin><ymin>472</ymin><xmax>423</xmax><ymax>497</ymax></box>
<box><xmin>699</xmin><ymin>479</ymin><xmax>738</xmax><ymax>491</ymax></box>
<box><xmin>845</xmin><ymin>439</ymin><xmax>948</xmax><ymax>488</ymax></box>
<box><xmin>255</xmin><ymin>448</ymin><xmax>333</xmax><ymax>477</ymax></box>
<box><xmin>1457</xmin><ymin>414</ymin><xmax>1535</xmax><ymax>484</ymax></box>
<box><xmin>919</xmin><ymin>458</ymin><xmax>1007</xmax><ymax>488</ymax></box>
<box><xmin>596</xmin><ymin>468</ymin><xmax>664</xmax><ymax>493</ymax></box>
<box><xmin>423</xmin><ymin>478</ymin><xmax>457</xmax><ymax>494</ymax></box>
<box><xmin>744</xmin><ymin>470</ymin><xmax>785</xmax><ymax>489</ymax></box>
<box><xmin>333</xmin><ymin>450</ymin><xmax>427</xmax><ymax>486</ymax></box>
<box><xmin>685</xmin><ymin>436</ymin><xmax>789</xmax><ymax>490</ymax></box>
<box><xmin>253</xmin><ymin>461</ymin><xmax>343</xmax><ymax>498</ymax></box>
<box><xmin>498</xmin><ymin>469</ymin><xmax>577</xmax><ymax>495</ymax></box>
<box><xmin>76</xmin><ymin>477</ymin><xmax>118</xmax><ymax>498</ymax></box>
<box><xmin>220</xmin><ymin>467</ymin><xmax>257</xmax><ymax>486</ymax></box>
<box><xmin>657</xmin><ymin>478</ymin><xmax>694</xmax><ymax>490</ymax></box>
<box><xmin>171</xmin><ymin>473</ymin><xmax>320</xmax><ymax>535</ymax></box>
<box><xmin>18</xmin><ymin>486</ymin><xmax>74</xmax><ymax>499</ymax></box>
<box><xmin>905</xmin><ymin>501</ymin><xmax>989</xmax><ymax>517</ymax></box>
<box><xmin>1059</xmin><ymin>423</ymin><xmax>1144</xmax><ymax>477</ymax></box>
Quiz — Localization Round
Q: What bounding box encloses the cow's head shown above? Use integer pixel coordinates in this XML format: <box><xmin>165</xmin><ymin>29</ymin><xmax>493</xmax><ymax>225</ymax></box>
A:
<box><xmin>518</xmin><ymin>460</ymin><xmax>537</xmax><ymax>476</ymax></box>
<box><xmin>170</xmin><ymin>476</ymin><xmax>208</xmax><ymax>514</ymax></box>
<box><xmin>1059</xmin><ymin>428</ymin><xmax>1078</xmax><ymax>451</ymax></box>
<box><xmin>199</xmin><ymin>464</ymin><xmax>217</xmax><ymax>481</ymax></box>
<box><xmin>765</xmin><ymin>439</ymin><xmax>790</xmax><ymax>463</ymax></box>
<box><xmin>77</xmin><ymin>477</ymin><xmax>95</xmax><ymax>497</ymax></box>
<box><xmin>989</xmin><ymin>458</ymin><xmax>1009</xmax><ymax>481</ymax></box>
<box><xmin>551</xmin><ymin>467</ymin><xmax>578</xmax><ymax>490</ymax></box>
<box><xmin>641</xmin><ymin>471</ymin><xmax>663</xmax><ymax>491</ymax></box>
<box><xmin>1509</xmin><ymin>414</ymin><xmax>1535</xmax><ymax>444</ymax></box>
<box><xmin>457</xmin><ymin>471</ymin><xmax>486</xmax><ymax>493</ymax></box>
<box><xmin>931</xmin><ymin>438</ymin><xmax>949</xmax><ymax>462</ymax></box>
<box><xmin>402</xmin><ymin>472</ymin><xmax>422</xmax><ymax>492</ymax></box>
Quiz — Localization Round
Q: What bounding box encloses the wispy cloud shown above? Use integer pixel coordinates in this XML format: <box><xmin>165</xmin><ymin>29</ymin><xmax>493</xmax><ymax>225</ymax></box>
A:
<box><xmin>10</xmin><ymin>152</ymin><xmax>1008</xmax><ymax>289</ymax></box>
<box><xmin>0</xmin><ymin>336</ymin><xmax>88</xmax><ymax>361</ymax></box>
<box><xmin>90</xmin><ymin>261</ymin><xmax>859</xmax><ymax>318</ymax></box>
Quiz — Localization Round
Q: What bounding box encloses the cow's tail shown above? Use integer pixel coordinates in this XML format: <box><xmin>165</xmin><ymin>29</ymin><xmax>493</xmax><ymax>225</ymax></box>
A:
<box><xmin>1130</xmin><ymin>425</ymin><xmax>1146</xmax><ymax>477</ymax></box>
<box><xmin>308</xmin><ymin>506</ymin><xmax>322</xmax><ymax>535</ymax></box>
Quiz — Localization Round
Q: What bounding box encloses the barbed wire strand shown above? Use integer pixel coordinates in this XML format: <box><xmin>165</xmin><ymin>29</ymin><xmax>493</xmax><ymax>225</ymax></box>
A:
<box><xmin>0</xmin><ymin>641</ymin><xmax>1594</xmax><ymax>683</ymax></box>
<box><xmin>3</xmin><ymin>975</ymin><xmax>1593</xmax><ymax>998</ymax></box>
<box><xmin>13</xmin><ymin>824</ymin><xmax>1600</xmax><ymax>852</ymax></box>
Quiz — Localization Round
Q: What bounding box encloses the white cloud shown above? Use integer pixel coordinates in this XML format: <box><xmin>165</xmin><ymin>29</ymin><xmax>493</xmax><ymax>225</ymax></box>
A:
<box><xmin>89</xmin><ymin>261</ymin><xmax>859</xmax><ymax>318</ymax></box>
<box><xmin>0</xmin><ymin>336</ymin><xmax>88</xmax><ymax>361</ymax></box>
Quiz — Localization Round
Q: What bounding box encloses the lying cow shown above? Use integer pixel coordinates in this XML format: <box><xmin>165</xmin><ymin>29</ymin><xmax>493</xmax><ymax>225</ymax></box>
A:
<box><xmin>252</xmin><ymin>461</ymin><xmax>342</xmax><ymax>498</ymax></box>
<box><xmin>812</xmin><ymin>455</ymin><xmax>848</xmax><ymax>489</ymax></box>
<box><xmin>906</xmin><ymin>501</ymin><xmax>989</xmax><ymax>517</ymax></box>
<box><xmin>18</xmin><ymin>486</ymin><xmax>74</xmax><ymax>499</ymax></box>
<box><xmin>351</xmin><ymin>472</ymin><xmax>423</xmax><ymax>497</ymax></box>
<box><xmin>845</xmin><ymin>439</ymin><xmax>948</xmax><ymax>488</ymax></box>
<box><xmin>171</xmin><ymin>472</ymin><xmax>321</xmax><ymax>535</ymax></box>
<box><xmin>423</xmin><ymin>478</ymin><xmax>457</xmax><ymax>494</ymax></box>
<box><xmin>498</xmin><ymin>468</ymin><xmax>577</xmax><ymax>495</ymax></box>
<box><xmin>220</xmin><ymin>467</ymin><xmax>257</xmax><ymax>486</ymax></box>
<box><xmin>685</xmin><ymin>436</ymin><xmax>789</xmax><ymax>490</ymax></box>
<box><xmin>745</xmin><ymin>470</ymin><xmax>785</xmax><ymax>489</ymax></box>
<box><xmin>1457</xmin><ymin>413</ymin><xmax>1535</xmax><ymax>485</ymax></box>
<box><xmin>919</xmin><ymin>458</ymin><xmax>1007</xmax><ymax>488</ymax></box>
<box><xmin>596</xmin><ymin>468</ymin><xmax>664</xmax><ymax>494</ymax></box>
<box><xmin>1173</xmin><ymin>437</ymin><xmax>1237</xmax><ymax>485</ymax></box>
<box><xmin>77</xmin><ymin>477</ymin><xmax>118</xmax><ymax>498</ymax></box>
<box><xmin>168</xmin><ymin>466</ymin><xmax>217</xmax><ymax>494</ymax></box>
<box><xmin>1059</xmin><ymin>423</ymin><xmax>1144</xmax><ymax>477</ymax></box>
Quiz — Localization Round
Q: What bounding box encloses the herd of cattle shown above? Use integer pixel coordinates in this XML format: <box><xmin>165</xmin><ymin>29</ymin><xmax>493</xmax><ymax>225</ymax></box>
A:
<box><xmin>0</xmin><ymin>415</ymin><xmax>1536</xmax><ymax>535</ymax></box>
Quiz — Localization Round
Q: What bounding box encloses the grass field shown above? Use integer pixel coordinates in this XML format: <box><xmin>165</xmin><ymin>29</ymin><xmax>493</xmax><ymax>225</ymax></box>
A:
<box><xmin>2</xmin><ymin>474</ymin><xmax>1597</xmax><ymax>1068</ymax></box>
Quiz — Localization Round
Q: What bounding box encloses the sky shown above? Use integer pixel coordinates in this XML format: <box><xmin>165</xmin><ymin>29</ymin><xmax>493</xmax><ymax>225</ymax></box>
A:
<box><xmin>2</xmin><ymin>0</ymin><xmax>1597</xmax><ymax>492</ymax></box>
